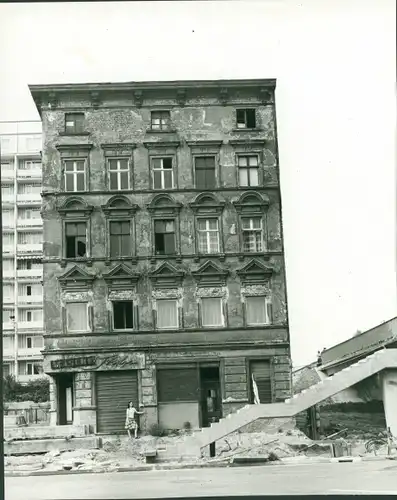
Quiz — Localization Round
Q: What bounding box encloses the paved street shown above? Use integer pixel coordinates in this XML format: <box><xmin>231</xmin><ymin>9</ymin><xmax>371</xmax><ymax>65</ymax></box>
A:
<box><xmin>6</xmin><ymin>461</ymin><xmax>397</xmax><ymax>499</ymax></box>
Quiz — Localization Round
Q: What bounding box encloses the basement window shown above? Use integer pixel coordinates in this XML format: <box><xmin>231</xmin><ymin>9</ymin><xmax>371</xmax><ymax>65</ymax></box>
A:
<box><xmin>236</xmin><ymin>109</ymin><xmax>256</xmax><ymax>129</ymax></box>
<box><xmin>113</xmin><ymin>301</ymin><xmax>134</xmax><ymax>330</ymax></box>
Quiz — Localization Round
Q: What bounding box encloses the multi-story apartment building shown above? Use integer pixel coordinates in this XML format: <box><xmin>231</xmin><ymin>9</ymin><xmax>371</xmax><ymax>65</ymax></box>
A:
<box><xmin>29</xmin><ymin>79</ymin><xmax>291</xmax><ymax>432</ymax></box>
<box><xmin>0</xmin><ymin>121</ymin><xmax>45</xmax><ymax>381</ymax></box>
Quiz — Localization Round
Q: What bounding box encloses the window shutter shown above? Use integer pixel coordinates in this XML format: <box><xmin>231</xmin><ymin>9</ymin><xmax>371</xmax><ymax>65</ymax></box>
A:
<box><xmin>62</xmin><ymin>306</ymin><xmax>67</xmax><ymax>333</ymax></box>
<box><xmin>88</xmin><ymin>304</ymin><xmax>93</xmax><ymax>331</ymax></box>
<box><xmin>134</xmin><ymin>304</ymin><xmax>139</xmax><ymax>330</ymax></box>
<box><xmin>266</xmin><ymin>300</ymin><xmax>273</xmax><ymax>324</ymax></box>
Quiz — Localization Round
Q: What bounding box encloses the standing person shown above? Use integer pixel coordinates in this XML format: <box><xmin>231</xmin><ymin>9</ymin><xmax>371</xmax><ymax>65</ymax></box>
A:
<box><xmin>125</xmin><ymin>401</ymin><xmax>144</xmax><ymax>439</ymax></box>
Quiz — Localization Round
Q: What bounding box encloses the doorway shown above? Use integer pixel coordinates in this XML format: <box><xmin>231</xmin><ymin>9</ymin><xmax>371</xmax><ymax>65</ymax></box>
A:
<box><xmin>57</xmin><ymin>373</ymin><xmax>74</xmax><ymax>425</ymax></box>
<box><xmin>200</xmin><ymin>366</ymin><xmax>222</xmax><ymax>428</ymax></box>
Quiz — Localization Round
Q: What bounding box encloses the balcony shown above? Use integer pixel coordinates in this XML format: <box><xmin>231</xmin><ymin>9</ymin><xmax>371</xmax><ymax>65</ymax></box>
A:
<box><xmin>3</xmin><ymin>349</ymin><xmax>15</xmax><ymax>360</ymax></box>
<box><xmin>16</xmin><ymin>193</ymin><xmax>41</xmax><ymax>204</ymax></box>
<box><xmin>18</xmin><ymin>320</ymin><xmax>44</xmax><ymax>330</ymax></box>
<box><xmin>3</xmin><ymin>321</ymin><xmax>15</xmax><ymax>331</ymax></box>
<box><xmin>3</xmin><ymin>270</ymin><xmax>15</xmax><ymax>279</ymax></box>
<box><xmin>2</xmin><ymin>169</ymin><xmax>15</xmax><ymax>180</ymax></box>
<box><xmin>2</xmin><ymin>194</ymin><xmax>15</xmax><ymax>204</ymax></box>
<box><xmin>17</xmin><ymin>347</ymin><xmax>43</xmax><ymax>358</ymax></box>
<box><xmin>17</xmin><ymin>218</ymin><xmax>43</xmax><ymax>228</ymax></box>
<box><xmin>17</xmin><ymin>168</ymin><xmax>42</xmax><ymax>179</ymax></box>
<box><xmin>18</xmin><ymin>295</ymin><xmax>43</xmax><ymax>305</ymax></box>
<box><xmin>17</xmin><ymin>268</ymin><xmax>43</xmax><ymax>279</ymax></box>
<box><xmin>17</xmin><ymin>243</ymin><xmax>43</xmax><ymax>254</ymax></box>
<box><xmin>2</xmin><ymin>245</ymin><xmax>15</xmax><ymax>255</ymax></box>
<box><xmin>3</xmin><ymin>296</ymin><xmax>15</xmax><ymax>305</ymax></box>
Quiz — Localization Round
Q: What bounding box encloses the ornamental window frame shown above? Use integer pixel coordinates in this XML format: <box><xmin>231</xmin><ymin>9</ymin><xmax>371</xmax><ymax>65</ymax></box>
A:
<box><xmin>101</xmin><ymin>195</ymin><xmax>139</xmax><ymax>265</ymax></box>
<box><xmin>147</xmin><ymin>194</ymin><xmax>182</xmax><ymax>262</ymax></box>
<box><xmin>229</xmin><ymin>139</ymin><xmax>266</xmax><ymax>188</ymax></box>
<box><xmin>57</xmin><ymin>197</ymin><xmax>94</xmax><ymax>268</ymax></box>
<box><xmin>101</xmin><ymin>143</ymin><xmax>136</xmax><ymax>192</ymax></box>
<box><xmin>189</xmin><ymin>192</ymin><xmax>226</xmax><ymax>261</ymax></box>
<box><xmin>144</xmin><ymin>141</ymin><xmax>180</xmax><ymax>191</ymax></box>
<box><xmin>56</xmin><ymin>144</ymin><xmax>93</xmax><ymax>193</ymax></box>
<box><xmin>233</xmin><ymin>192</ymin><xmax>270</xmax><ymax>258</ymax></box>
<box><xmin>187</xmin><ymin>141</ymin><xmax>222</xmax><ymax>190</ymax></box>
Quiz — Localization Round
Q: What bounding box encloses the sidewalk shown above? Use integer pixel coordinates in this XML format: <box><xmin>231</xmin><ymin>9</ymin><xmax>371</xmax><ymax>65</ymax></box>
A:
<box><xmin>6</xmin><ymin>454</ymin><xmax>396</xmax><ymax>478</ymax></box>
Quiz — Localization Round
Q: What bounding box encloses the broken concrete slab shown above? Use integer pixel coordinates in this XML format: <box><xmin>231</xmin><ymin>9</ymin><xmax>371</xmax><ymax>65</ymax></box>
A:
<box><xmin>4</xmin><ymin>424</ymin><xmax>88</xmax><ymax>441</ymax></box>
<box><xmin>4</xmin><ymin>436</ymin><xmax>102</xmax><ymax>456</ymax></box>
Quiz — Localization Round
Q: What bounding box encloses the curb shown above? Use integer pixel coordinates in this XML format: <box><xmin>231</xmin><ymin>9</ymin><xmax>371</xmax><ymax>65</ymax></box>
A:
<box><xmin>5</xmin><ymin>455</ymin><xmax>396</xmax><ymax>478</ymax></box>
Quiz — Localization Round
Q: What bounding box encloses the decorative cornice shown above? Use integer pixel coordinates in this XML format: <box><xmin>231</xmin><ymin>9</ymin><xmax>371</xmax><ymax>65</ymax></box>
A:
<box><xmin>189</xmin><ymin>193</ymin><xmax>225</xmax><ymax>215</ymax></box>
<box><xmin>219</xmin><ymin>88</ymin><xmax>229</xmax><ymax>106</ymax></box>
<box><xmin>176</xmin><ymin>89</ymin><xmax>187</xmax><ymax>107</ymax></box>
<box><xmin>259</xmin><ymin>88</ymin><xmax>274</xmax><ymax>104</ymax></box>
<box><xmin>101</xmin><ymin>196</ymin><xmax>139</xmax><ymax>217</ymax></box>
<box><xmin>90</xmin><ymin>91</ymin><xmax>101</xmax><ymax>108</ymax></box>
<box><xmin>147</xmin><ymin>194</ymin><xmax>182</xmax><ymax>215</ymax></box>
<box><xmin>143</xmin><ymin>141</ymin><xmax>180</xmax><ymax>150</ymax></box>
<box><xmin>233</xmin><ymin>192</ymin><xmax>270</xmax><ymax>214</ymax></box>
<box><xmin>57</xmin><ymin>197</ymin><xmax>94</xmax><ymax>217</ymax></box>
<box><xmin>133</xmin><ymin>90</ymin><xmax>143</xmax><ymax>107</ymax></box>
<box><xmin>100</xmin><ymin>143</ymin><xmax>136</xmax><ymax>151</ymax></box>
<box><xmin>58</xmin><ymin>265</ymin><xmax>96</xmax><ymax>289</ymax></box>
<box><xmin>56</xmin><ymin>144</ymin><xmax>93</xmax><ymax>154</ymax></box>
<box><xmin>186</xmin><ymin>140</ymin><xmax>223</xmax><ymax>149</ymax></box>
<box><xmin>102</xmin><ymin>264</ymin><xmax>140</xmax><ymax>287</ymax></box>
<box><xmin>192</xmin><ymin>261</ymin><xmax>228</xmax><ymax>287</ymax></box>
<box><xmin>149</xmin><ymin>262</ymin><xmax>184</xmax><ymax>288</ymax></box>
<box><xmin>237</xmin><ymin>258</ymin><xmax>274</xmax><ymax>284</ymax></box>
<box><xmin>229</xmin><ymin>139</ymin><xmax>266</xmax><ymax>147</ymax></box>
<box><xmin>48</xmin><ymin>92</ymin><xmax>58</xmax><ymax>109</ymax></box>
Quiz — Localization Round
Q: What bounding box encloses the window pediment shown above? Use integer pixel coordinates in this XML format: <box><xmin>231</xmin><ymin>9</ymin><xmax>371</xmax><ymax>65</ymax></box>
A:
<box><xmin>237</xmin><ymin>258</ymin><xmax>273</xmax><ymax>285</ymax></box>
<box><xmin>192</xmin><ymin>260</ymin><xmax>228</xmax><ymax>287</ymax></box>
<box><xmin>149</xmin><ymin>262</ymin><xmax>184</xmax><ymax>289</ymax></box>
<box><xmin>101</xmin><ymin>196</ymin><xmax>139</xmax><ymax>217</ymax></box>
<box><xmin>102</xmin><ymin>264</ymin><xmax>139</xmax><ymax>289</ymax></box>
<box><xmin>58</xmin><ymin>265</ymin><xmax>95</xmax><ymax>289</ymax></box>
<box><xmin>233</xmin><ymin>192</ymin><xmax>269</xmax><ymax>214</ymax></box>
<box><xmin>57</xmin><ymin>197</ymin><xmax>93</xmax><ymax>217</ymax></box>
<box><xmin>190</xmin><ymin>193</ymin><xmax>225</xmax><ymax>215</ymax></box>
<box><xmin>100</xmin><ymin>143</ymin><xmax>136</xmax><ymax>157</ymax></box>
<box><xmin>56</xmin><ymin>144</ymin><xmax>93</xmax><ymax>159</ymax></box>
<box><xmin>147</xmin><ymin>194</ymin><xmax>182</xmax><ymax>215</ymax></box>
<box><xmin>187</xmin><ymin>140</ymin><xmax>223</xmax><ymax>155</ymax></box>
<box><xmin>143</xmin><ymin>141</ymin><xmax>180</xmax><ymax>152</ymax></box>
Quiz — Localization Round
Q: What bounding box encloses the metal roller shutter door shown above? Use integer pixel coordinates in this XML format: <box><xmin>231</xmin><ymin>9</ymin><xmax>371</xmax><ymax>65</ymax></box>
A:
<box><xmin>157</xmin><ymin>368</ymin><xmax>199</xmax><ymax>402</ymax></box>
<box><xmin>96</xmin><ymin>371</ymin><xmax>138</xmax><ymax>434</ymax></box>
<box><xmin>250</xmin><ymin>360</ymin><xmax>272</xmax><ymax>403</ymax></box>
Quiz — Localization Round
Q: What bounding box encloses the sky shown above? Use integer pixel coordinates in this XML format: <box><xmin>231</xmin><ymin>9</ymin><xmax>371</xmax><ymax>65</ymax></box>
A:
<box><xmin>0</xmin><ymin>0</ymin><xmax>395</xmax><ymax>367</ymax></box>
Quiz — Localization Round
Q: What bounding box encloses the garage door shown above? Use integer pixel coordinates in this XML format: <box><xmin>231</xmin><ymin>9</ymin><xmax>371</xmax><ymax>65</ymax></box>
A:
<box><xmin>249</xmin><ymin>360</ymin><xmax>272</xmax><ymax>404</ymax></box>
<box><xmin>96</xmin><ymin>371</ymin><xmax>138</xmax><ymax>434</ymax></box>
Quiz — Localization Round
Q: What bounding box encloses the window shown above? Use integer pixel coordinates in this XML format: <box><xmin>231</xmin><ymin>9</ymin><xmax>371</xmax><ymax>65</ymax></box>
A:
<box><xmin>3</xmin><ymin>234</ymin><xmax>14</xmax><ymax>246</ymax></box>
<box><xmin>152</xmin><ymin>157</ymin><xmax>174</xmax><ymax>189</ymax></box>
<box><xmin>201</xmin><ymin>297</ymin><xmax>223</xmax><ymax>327</ymax></box>
<box><xmin>109</xmin><ymin>221</ymin><xmax>130</xmax><ymax>257</ymax></box>
<box><xmin>18</xmin><ymin>334</ymin><xmax>44</xmax><ymax>349</ymax></box>
<box><xmin>197</xmin><ymin>218</ymin><xmax>219</xmax><ymax>254</ymax></box>
<box><xmin>17</xmin><ymin>232</ymin><xmax>42</xmax><ymax>244</ymax></box>
<box><xmin>154</xmin><ymin>220</ymin><xmax>175</xmax><ymax>255</ymax></box>
<box><xmin>3</xmin><ymin>309</ymin><xmax>14</xmax><ymax>323</ymax></box>
<box><xmin>17</xmin><ymin>183</ymin><xmax>41</xmax><ymax>195</ymax></box>
<box><xmin>156</xmin><ymin>299</ymin><xmax>178</xmax><ymax>329</ymax></box>
<box><xmin>246</xmin><ymin>296</ymin><xmax>270</xmax><ymax>325</ymax></box>
<box><xmin>20</xmin><ymin>160</ymin><xmax>41</xmax><ymax>170</ymax></box>
<box><xmin>2</xmin><ymin>209</ymin><xmax>14</xmax><ymax>225</ymax></box>
<box><xmin>20</xmin><ymin>309</ymin><xmax>42</xmax><ymax>322</ymax></box>
<box><xmin>3</xmin><ymin>259</ymin><xmax>13</xmax><ymax>271</ymax></box>
<box><xmin>151</xmin><ymin>111</ymin><xmax>171</xmax><ymax>130</ymax></box>
<box><xmin>2</xmin><ymin>184</ymin><xmax>14</xmax><ymax>196</ymax></box>
<box><xmin>64</xmin><ymin>160</ymin><xmax>86</xmax><ymax>192</ymax></box>
<box><xmin>194</xmin><ymin>157</ymin><xmax>216</xmax><ymax>189</ymax></box>
<box><xmin>3</xmin><ymin>364</ymin><xmax>11</xmax><ymax>377</ymax></box>
<box><xmin>238</xmin><ymin>156</ymin><xmax>259</xmax><ymax>187</ymax></box>
<box><xmin>19</xmin><ymin>208</ymin><xmax>41</xmax><ymax>220</ymax></box>
<box><xmin>66</xmin><ymin>302</ymin><xmax>89</xmax><ymax>332</ymax></box>
<box><xmin>113</xmin><ymin>301</ymin><xmax>134</xmax><ymax>330</ymax></box>
<box><xmin>242</xmin><ymin>217</ymin><xmax>263</xmax><ymax>252</ymax></box>
<box><xmin>65</xmin><ymin>222</ymin><xmax>87</xmax><ymax>258</ymax></box>
<box><xmin>65</xmin><ymin>113</ymin><xmax>85</xmax><ymax>134</ymax></box>
<box><xmin>236</xmin><ymin>109</ymin><xmax>256</xmax><ymax>129</ymax></box>
<box><xmin>26</xmin><ymin>363</ymin><xmax>43</xmax><ymax>375</ymax></box>
<box><xmin>17</xmin><ymin>259</ymin><xmax>41</xmax><ymax>270</ymax></box>
<box><xmin>108</xmin><ymin>159</ymin><xmax>130</xmax><ymax>190</ymax></box>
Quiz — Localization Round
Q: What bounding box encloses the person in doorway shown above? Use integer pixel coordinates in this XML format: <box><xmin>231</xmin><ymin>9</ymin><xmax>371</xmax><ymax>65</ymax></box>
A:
<box><xmin>125</xmin><ymin>401</ymin><xmax>144</xmax><ymax>439</ymax></box>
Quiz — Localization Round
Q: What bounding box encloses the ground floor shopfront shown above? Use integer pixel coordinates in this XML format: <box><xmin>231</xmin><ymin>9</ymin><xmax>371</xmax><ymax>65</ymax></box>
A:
<box><xmin>43</xmin><ymin>347</ymin><xmax>291</xmax><ymax>434</ymax></box>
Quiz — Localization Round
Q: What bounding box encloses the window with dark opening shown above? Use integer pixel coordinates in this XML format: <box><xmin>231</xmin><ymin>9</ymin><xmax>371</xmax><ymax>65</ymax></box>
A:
<box><xmin>236</xmin><ymin>109</ymin><xmax>256</xmax><ymax>129</ymax></box>
<box><xmin>154</xmin><ymin>220</ymin><xmax>175</xmax><ymax>255</ymax></box>
<box><xmin>194</xmin><ymin>157</ymin><xmax>216</xmax><ymax>189</ymax></box>
<box><xmin>113</xmin><ymin>301</ymin><xmax>134</xmax><ymax>330</ymax></box>
<box><xmin>65</xmin><ymin>113</ymin><xmax>85</xmax><ymax>134</ymax></box>
<box><xmin>27</xmin><ymin>285</ymin><xmax>32</xmax><ymax>296</ymax></box>
<box><xmin>65</xmin><ymin>222</ymin><xmax>87</xmax><ymax>258</ymax></box>
<box><xmin>151</xmin><ymin>111</ymin><xmax>171</xmax><ymax>130</ymax></box>
<box><xmin>152</xmin><ymin>158</ymin><xmax>174</xmax><ymax>189</ymax></box>
<box><xmin>109</xmin><ymin>221</ymin><xmax>130</xmax><ymax>257</ymax></box>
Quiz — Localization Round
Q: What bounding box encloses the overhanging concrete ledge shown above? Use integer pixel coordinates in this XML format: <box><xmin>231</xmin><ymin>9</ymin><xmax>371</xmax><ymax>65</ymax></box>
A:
<box><xmin>4</xmin><ymin>436</ymin><xmax>101</xmax><ymax>456</ymax></box>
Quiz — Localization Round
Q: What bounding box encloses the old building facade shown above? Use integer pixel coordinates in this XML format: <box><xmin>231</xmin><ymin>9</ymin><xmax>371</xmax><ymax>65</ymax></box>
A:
<box><xmin>29</xmin><ymin>79</ymin><xmax>291</xmax><ymax>433</ymax></box>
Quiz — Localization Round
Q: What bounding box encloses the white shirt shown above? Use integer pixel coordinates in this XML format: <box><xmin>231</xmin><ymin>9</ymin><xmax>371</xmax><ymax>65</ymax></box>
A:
<box><xmin>126</xmin><ymin>407</ymin><xmax>137</xmax><ymax>419</ymax></box>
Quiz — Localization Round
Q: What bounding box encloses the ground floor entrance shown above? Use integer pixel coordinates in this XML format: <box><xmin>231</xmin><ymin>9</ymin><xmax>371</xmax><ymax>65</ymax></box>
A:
<box><xmin>96</xmin><ymin>370</ymin><xmax>138</xmax><ymax>434</ymax></box>
<box><xmin>56</xmin><ymin>373</ymin><xmax>74</xmax><ymax>425</ymax></box>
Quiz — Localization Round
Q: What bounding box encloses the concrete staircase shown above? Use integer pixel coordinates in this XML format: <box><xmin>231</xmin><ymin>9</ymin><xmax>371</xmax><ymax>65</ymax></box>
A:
<box><xmin>169</xmin><ymin>348</ymin><xmax>397</xmax><ymax>457</ymax></box>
